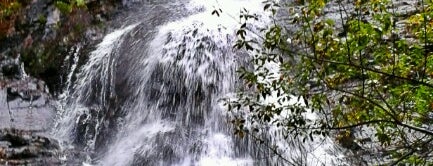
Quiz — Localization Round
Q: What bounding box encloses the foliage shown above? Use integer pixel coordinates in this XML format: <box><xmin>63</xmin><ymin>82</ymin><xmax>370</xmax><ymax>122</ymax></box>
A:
<box><xmin>0</xmin><ymin>0</ymin><xmax>24</xmax><ymax>38</ymax></box>
<box><xmin>227</xmin><ymin>0</ymin><xmax>433</xmax><ymax>164</ymax></box>
<box><xmin>55</xmin><ymin>0</ymin><xmax>86</xmax><ymax>14</ymax></box>
<box><xmin>0</xmin><ymin>0</ymin><xmax>22</xmax><ymax>20</ymax></box>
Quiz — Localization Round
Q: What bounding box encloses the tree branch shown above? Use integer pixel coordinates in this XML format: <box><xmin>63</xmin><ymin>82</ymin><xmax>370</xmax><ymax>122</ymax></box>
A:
<box><xmin>390</xmin><ymin>137</ymin><xmax>433</xmax><ymax>165</ymax></box>
<box><xmin>306</xmin><ymin>55</ymin><xmax>433</xmax><ymax>88</ymax></box>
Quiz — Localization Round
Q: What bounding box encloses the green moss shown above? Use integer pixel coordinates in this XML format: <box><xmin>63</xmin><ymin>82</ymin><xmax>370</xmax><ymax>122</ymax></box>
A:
<box><xmin>55</xmin><ymin>1</ymin><xmax>72</xmax><ymax>14</ymax></box>
<box><xmin>37</xmin><ymin>14</ymin><xmax>47</xmax><ymax>24</ymax></box>
<box><xmin>54</xmin><ymin>0</ymin><xmax>87</xmax><ymax>14</ymax></box>
<box><xmin>75</xmin><ymin>0</ymin><xmax>85</xmax><ymax>7</ymax></box>
<box><xmin>0</xmin><ymin>1</ymin><xmax>21</xmax><ymax>19</ymax></box>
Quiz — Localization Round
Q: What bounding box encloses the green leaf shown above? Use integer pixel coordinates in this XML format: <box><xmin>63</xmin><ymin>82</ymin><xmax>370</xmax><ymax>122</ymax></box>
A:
<box><xmin>75</xmin><ymin>0</ymin><xmax>85</xmax><ymax>7</ymax></box>
<box><xmin>55</xmin><ymin>1</ymin><xmax>72</xmax><ymax>13</ymax></box>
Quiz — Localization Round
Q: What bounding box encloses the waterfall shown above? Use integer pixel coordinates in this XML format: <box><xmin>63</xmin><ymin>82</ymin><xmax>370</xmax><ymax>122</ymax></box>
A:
<box><xmin>54</xmin><ymin>24</ymin><xmax>138</xmax><ymax>155</ymax></box>
<box><xmin>54</xmin><ymin>0</ymin><xmax>344</xmax><ymax>165</ymax></box>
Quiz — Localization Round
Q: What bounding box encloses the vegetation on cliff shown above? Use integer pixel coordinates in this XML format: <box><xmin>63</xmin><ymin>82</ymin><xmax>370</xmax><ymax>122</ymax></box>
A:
<box><xmin>1</xmin><ymin>0</ymin><xmax>121</xmax><ymax>94</ymax></box>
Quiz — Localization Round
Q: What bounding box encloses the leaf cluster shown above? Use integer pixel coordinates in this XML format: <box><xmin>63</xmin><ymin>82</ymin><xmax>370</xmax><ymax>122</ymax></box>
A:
<box><xmin>227</xmin><ymin>0</ymin><xmax>433</xmax><ymax>164</ymax></box>
<box><xmin>55</xmin><ymin>0</ymin><xmax>86</xmax><ymax>14</ymax></box>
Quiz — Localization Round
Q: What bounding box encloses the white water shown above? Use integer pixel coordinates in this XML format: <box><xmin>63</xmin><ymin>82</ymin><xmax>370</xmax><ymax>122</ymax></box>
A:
<box><xmin>99</xmin><ymin>1</ymin><xmax>259</xmax><ymax>165</ymax></box>
<box><xmin>60</xmin><ymin>45</ymin><xmax>81</xmax><ymax>100</ymax></box>
<box><xmin>55</xmin><ymin>0</ymin><xmax>344</xmax><ymax>165</ymax></box>
<box><xmin>55</xmin><ymin>24</ymin><xmax>137</xmax><ymax>151</ymax></box>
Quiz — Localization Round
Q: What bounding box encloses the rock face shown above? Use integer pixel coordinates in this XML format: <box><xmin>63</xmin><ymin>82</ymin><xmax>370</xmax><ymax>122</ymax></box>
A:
<box><xmin>0</xmin><ymin>58</ymin><xmax>56</xmax><ymax>131</ymax></box>
<box><xmin>0</xmin><ymin>129</ymin><xmax>61</xmax><ymax>165</ymax></box>
<box><xmin>0</xmin><ymin>0</ymin><xmax>126</xmax><ymax>93</ymax></box>
<box><xmin>0</xmin><ymin>0</ymin><xmax>136</xmax><ymax>164</ymax></box>
<box><xmin>0</xmin><ymin>0</ymin><xmax>147</xmax><ymax>164</ymax></box>
<box><xmin>0</xmin><ymin>57</ymin><xmax>61</xmax><ymax>165</ymax></box>
<box><xmin>0</xmin><ymin>79</ymin><xmax>55</xmax><ymax>131</ymax></box>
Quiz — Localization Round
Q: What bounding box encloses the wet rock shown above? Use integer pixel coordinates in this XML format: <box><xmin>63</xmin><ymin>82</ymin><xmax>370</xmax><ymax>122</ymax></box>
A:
<box><xmin>0</xmin><ymin>129</ymin><xmax>62</xmax><ymax>165</ymax></box>
<box><xmin>0</xmin><ymin>77</ymin><xmax>56</xmax><ymax>131</ymax></box>
<box><xmin>73</xmin><ymin>106</ymin><xmax>99</xmax><ymax>148</ymax></box>
<box><xmin>1</xmin><ymin>64</ymin><xmax>20</xmax><ymax>79</ymax></box>
<box><xmin>0</xmin><ymin>72</ymin><xmax>61</xmax><ymax>164</ymax></box>
<box><xmin>0</xmin><ymin>0</ymin><xmax>136</xmax><ymax>164</ymax></box>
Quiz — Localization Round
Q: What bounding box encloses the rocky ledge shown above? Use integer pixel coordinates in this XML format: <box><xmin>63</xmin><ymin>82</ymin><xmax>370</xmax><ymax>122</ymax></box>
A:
<box><xmin>0</xmin><ymin>56</ymin><xmax>61</xmax><ymax>165</ymax></box>
<box><xmin>0</xmin><ymin>129</ymin><xmax>61</xmax><ymax>165</ymax></box>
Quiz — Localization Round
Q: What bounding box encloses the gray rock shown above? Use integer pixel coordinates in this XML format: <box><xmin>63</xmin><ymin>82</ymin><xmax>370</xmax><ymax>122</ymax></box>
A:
<box><xmin>0</xmin><ymin>78</ymin><xmax>56</xmax><ymax>131</ymax></box>
<box><xmin>0</xmin><ymin>54</ymin><xmax>61</xmax><ymax>164</ymax></box>
<box><xmin>0</xmin><ymin>129</ymin><xmax>62</xmax><ymax>165</ymax></box>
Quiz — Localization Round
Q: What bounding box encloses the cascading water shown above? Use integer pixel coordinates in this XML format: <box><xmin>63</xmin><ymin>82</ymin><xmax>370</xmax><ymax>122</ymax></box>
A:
<box><xmin>99</xmin><ymin>5</ymin><xmax>249</xmax><ymax>165</ymax></box>
<box><xmin>54</xmin><ymin>0</ymin><xmax>344</xmax><ymax>165</ymax></box>
<box><xmin>55</xmin><ymin>24</ymin><xmax>139</xmax><ymax>157</ymax></box>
